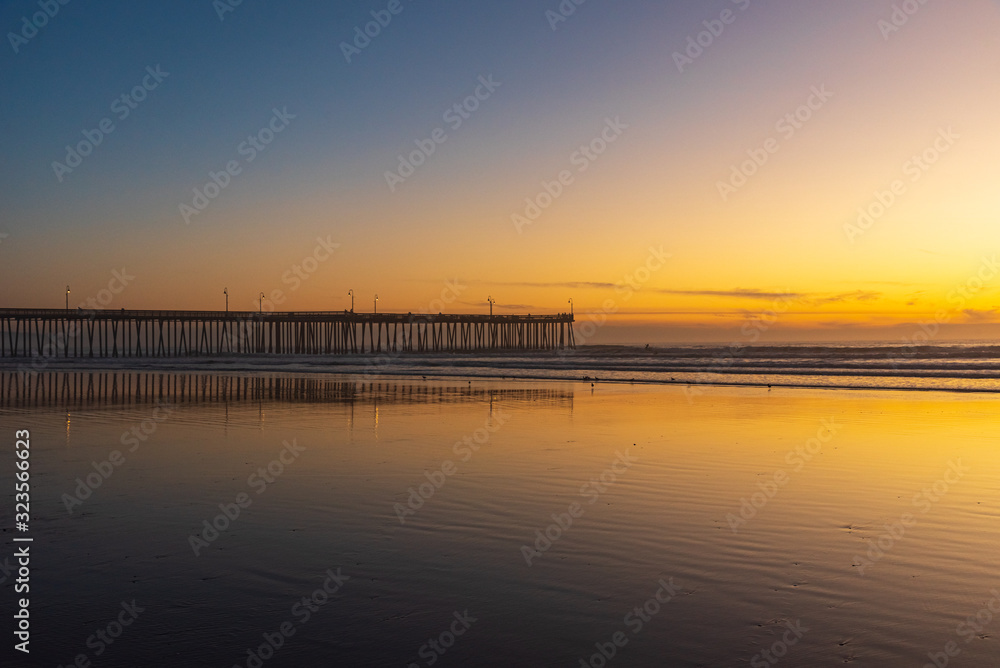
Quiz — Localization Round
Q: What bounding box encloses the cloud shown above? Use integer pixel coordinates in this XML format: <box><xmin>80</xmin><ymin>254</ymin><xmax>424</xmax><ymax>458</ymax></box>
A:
<box><xmin>834</xmin><ymin>280</ymin><xmax>919</xmax><ymax>287</ymax></box>
<box><xmin>963</xmin><ymin>308</ymin><xmax>998</xmax><ymax>322</ymax></box>
<box><xmin>464</xmin><ymin>280</ymin><xmax>880</xmax><ymax>305</ymax></box>
<box><xmin>465</xmin><ymin>280</ymin><xmax>616</xmax><ymax>290</ymax></box>
<box><xmin>650</xmin><ymin>288</ymin><xmax>802</xmax><ymax>300</ymax></box>
<box><xmin>806</xmin><ymin>290</ymin><xmax>881</xmax><ymax>305</ymax></box>
<box><xmin>655</xmin><ymin>289</ymin><xmax>881</xmax><ymax>305</ymax></box>
<box><xmin>457</xmin><ymin>300</ymin><xmax>535</xmax><ymax>310</ymax></box>
<box><xmin>905</xmin><ymin>290</ymin><xmax>926</xmax><ymax>306</ymax></box>
<box><xmin>471</xmin><ymin>281</ymin><xmax>801</xmax><ymax>300</ymax></box>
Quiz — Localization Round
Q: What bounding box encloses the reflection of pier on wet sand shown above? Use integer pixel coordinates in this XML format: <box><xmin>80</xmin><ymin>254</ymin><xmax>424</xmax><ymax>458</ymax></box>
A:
<box><xmin>0</xmin><ymin>371</ymin><xmax>575</xmax><ymax>409</ymax></box>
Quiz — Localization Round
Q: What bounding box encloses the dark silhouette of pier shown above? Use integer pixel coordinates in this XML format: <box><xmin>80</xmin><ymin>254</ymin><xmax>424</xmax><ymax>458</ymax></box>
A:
<box><xmin>0</xmin><ymin>309</ymin><xmax>575</xmax><ymax>358</ymax></box>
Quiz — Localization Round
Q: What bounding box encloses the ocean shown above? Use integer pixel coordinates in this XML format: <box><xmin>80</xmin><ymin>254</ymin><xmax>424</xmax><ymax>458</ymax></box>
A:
<box><xmin>9</xmin><ymin>341</ymin><xmax>1000</xmax><ymax>392</ymax></box>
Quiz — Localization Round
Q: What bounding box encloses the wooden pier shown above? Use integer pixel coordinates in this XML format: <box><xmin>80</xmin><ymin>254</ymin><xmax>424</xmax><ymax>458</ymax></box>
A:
<box><xmin>0</xmin><ymin>309</ymin><xmax>575</xmax><ymax>359</ymax></box>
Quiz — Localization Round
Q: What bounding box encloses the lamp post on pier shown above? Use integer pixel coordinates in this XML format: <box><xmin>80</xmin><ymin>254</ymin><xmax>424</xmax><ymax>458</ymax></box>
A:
<box><xmin>259</xmin><ymin>292</ymin><xmax>264</xmax><ymax>314</ymax></box>
<box><xmin>65</xmin><ymin>286</ymin><xmax>70</xmax><ymax>311</ymax></box>
<box><xmin>568</xmin><ymin>298</ymin><xmax>573</xmax><ymax>316</ymax></box>
<box><xmin>224</xmin><ymin>288</ymin><xmax>228</xmax><ymax>313</ymax></box>
<box><xmin>487</xmin><ymin>296</ymin><xmax>495</xmax><ymax>317</ymax></box>
<box><xmin>374</xmin><ymin>294</ymin><xmax>378</xmax><ymax>314</ymax></box>
<box><xmin>348</xmin><ymin>289</ymin><xmax>354</xmax><ymax>313</ymax></box>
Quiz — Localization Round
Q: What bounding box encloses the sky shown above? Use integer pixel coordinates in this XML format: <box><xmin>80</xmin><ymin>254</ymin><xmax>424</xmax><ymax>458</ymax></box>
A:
<box><xmin>1</xmin><ymin>0</ymin><xmax>999</xmax><ymax>343</ymax></box>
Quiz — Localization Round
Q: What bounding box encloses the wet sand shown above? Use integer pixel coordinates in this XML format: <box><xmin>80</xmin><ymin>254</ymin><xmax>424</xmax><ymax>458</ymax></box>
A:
<box><xmin>3</xmin><ymin>372</ymin><xmax>999</xmax><ymax>666</ymax></box>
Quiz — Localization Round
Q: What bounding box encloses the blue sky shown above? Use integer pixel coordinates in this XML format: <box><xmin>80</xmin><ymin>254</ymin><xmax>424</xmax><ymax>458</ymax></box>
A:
<box><xmin>3</xmin><ymin>1</ymin><xmax>1000</xmax><ymax>342</ymax></box>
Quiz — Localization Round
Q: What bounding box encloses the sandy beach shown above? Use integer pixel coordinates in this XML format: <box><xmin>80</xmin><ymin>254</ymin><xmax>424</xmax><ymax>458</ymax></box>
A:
<box><xmin>3</xmin><ymin>369</ymin><xmax>998</xmax><ymax>666</ymax></box>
